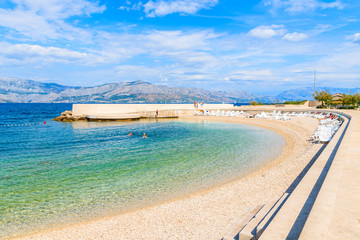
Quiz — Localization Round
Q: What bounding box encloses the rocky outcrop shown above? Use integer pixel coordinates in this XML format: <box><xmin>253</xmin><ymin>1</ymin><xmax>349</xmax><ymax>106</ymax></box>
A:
<box><xmin>53</xmin><ymin>110</ymin><xmax>87</xmax><ymax>122</ymax></box>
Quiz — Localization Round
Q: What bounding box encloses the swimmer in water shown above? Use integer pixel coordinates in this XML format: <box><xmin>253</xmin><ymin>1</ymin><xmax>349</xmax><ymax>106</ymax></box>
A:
<box><xmin>128</xmin><ymin>132</ymin><xmax>132</xmax><ymax>136</ymax></box>
<box><xmin>143</xmin><ymin>133</ymin><xmax>147</xmax><ymax>138</ymax></box>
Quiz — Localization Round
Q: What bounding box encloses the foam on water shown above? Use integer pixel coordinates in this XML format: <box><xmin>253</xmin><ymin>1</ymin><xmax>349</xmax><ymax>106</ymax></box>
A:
<box><xmin>0</xmin><ymin>104</ymin><xmax>285</xmax><ymax>238</ymax></box>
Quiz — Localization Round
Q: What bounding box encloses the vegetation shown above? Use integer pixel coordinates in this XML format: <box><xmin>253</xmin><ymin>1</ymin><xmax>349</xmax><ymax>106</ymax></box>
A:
<box><xmin>270</xmin><ymin>99</ymin><xmax>281</xmax><ymax>105</ymax></box>
<box><xmin>356</xmin><ymin>93</ymin><xmax>360</xmax><ymax>106</ymax></box>
<box><xmin>313</xmin><ymin>90</ymin><xmax>332</xmax><ymax>107</ymax></box>
<box><xmin>250</xmin><ymin>101</ymin><xmax>265</xmax><ymax>106</ymax></box>
<box><xmin>342</xmin><ymin>93</ymin><xmax>360</xmax><ymax>106</ymax></box>
<box><xmin>339</xmin><ymin>106</ymin><xmax>357</xmax><ymax>109</ymax></box>
<box><xmin>316</xmin><ymin>105</ymin><xmax>327</xmax><ymax>109</ymax></box>
<box><xmin>283</xmin><ymin>100</ymin><xmax>307</xmax><ymax>105</ymax></box>
<box><xmin>314</xmin><ymin>91</ymin><xmax>360</xmax><ymax>109</ymax></box>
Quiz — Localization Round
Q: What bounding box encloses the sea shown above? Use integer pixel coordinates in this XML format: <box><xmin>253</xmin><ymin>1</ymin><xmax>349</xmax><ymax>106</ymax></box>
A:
<box><xmin>0</xmin><ymin>103</ymin><xmax>285</xmax><ymax>238</ymax></box>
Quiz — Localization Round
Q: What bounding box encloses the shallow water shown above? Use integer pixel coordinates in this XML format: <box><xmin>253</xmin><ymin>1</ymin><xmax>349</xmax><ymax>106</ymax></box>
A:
<box><xmin>0</xmin><ymin>104</ymin><xmax>285</xmax><ymax>238</ymax></box>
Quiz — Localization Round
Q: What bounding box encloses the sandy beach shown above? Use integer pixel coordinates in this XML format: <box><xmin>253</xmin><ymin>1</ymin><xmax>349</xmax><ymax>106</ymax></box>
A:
<box><xmin>11</xmin><ymin>115</ymin><xmax>321</xmax><ymax>240</ymax></box>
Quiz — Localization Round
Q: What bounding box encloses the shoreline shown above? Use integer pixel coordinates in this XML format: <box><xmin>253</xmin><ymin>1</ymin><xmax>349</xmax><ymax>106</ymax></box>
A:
<box><xmin>9</xmin><ymin>115</ymin><xmax>320</xmax><ymax>240</ymax></box>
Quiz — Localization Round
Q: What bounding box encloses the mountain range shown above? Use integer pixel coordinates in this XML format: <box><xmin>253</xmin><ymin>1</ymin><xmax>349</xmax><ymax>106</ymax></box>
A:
<box><xmin>0</xmin><ymin>78</ymin><xmax>358</xmax><ymax>103</ymax></box>
<box><xmin>0</xmin><ymin>78</ymin><xmax>256</xmax><ymax>103</ymax></box>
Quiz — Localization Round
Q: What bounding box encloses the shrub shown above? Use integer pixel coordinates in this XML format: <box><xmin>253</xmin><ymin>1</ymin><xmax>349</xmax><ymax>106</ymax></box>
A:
<box><xmin>316</xmin><ymin>105</ymin><xmax>327</xmax><ymax>109</ymax></box>
<box><xmin>283</xmin><ymin>100</ymin><xmax>307</xmax><ymax>105</ymax></box>
<box><xmin>339</xmin><ymin>106</ymin><xmax>356</xmax><ymax>109</ymax></box>
<box><xmin>250</xmin><ymin>101</ymin><xmax>265</xmax><ymax>106</ymax></box>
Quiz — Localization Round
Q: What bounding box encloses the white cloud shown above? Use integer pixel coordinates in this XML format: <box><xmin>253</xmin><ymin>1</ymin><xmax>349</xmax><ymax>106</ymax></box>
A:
<box><xmin>145</xmin><ymin>30</ymin><xmax>217</xmax><ymax>51</ymax></box>
<box><xmin>352</xmin><ymin>33</ymin><xmax>360</xmax><ymax>44</ymax></box>
<box><xmin>132</xmin><ymin>2</ymin><xmax>143</xmax><ymax>10</ymax></box>
<box><xmin>318</xmin><ymin>1</ymin><xmax>344</xmax><ymax>10</ymax></box>
<box><xmin>313</xmin><ymin>24</ymin><xmax>333</xmax><ymax>33</ymax></box>
<box><xmin>232</xmin><ymin>69</ymin><xmax>272</xmax><ymax>76</ymax></box>
<box><xmin>16</xmin><ymin>45</ymin><xmax>85</xmax><ymax>58</ymax></box>
<box><xmin>10</xmin><ymin>0</ymin><xmax>106</xmax><ymax>19</ymax></box>
<box><xmin>283</xmin><ymin>32</ymin><xmax>308</xmax><ymax>41</ymax></box>
<box><xmin>91</xmin><ymin>29</ymin><xmax>220</xmax><ymax>68</ymax></box>
<box><xmin>229</xmin><ymin>69</ymin><xmax>273</xmax><ymax>80</ymax></box>
<box><xmin>0</xmin><ymin>1</ymin><xmax>358</xmax><ymax>93</ymax></box>
<box><xmin>119</xmin><ymin>6</ymin><xmax>129</xmax><ymax>11</ymax></box>
<box><xmin>0</xmin><ymin>0</ymin><xmax>105</xmax><ymax>41</ymax></box>
<box><xmin>0</xmin><ymin>9</ymin><xmax>58</xmax><ymax>40</ymax></box>
<box><xmin>265</xmin><ymin>0</ymin><xmax>344</xmax><ymax>14</ymax></box>
<box><xmin>143</xmin><ymin>0</ymin><xmax>218</xmax><ymax>17</ymax></box>
<box><xmin>248</xmin><ymin>25</ymin><xmax>286</xmax><ymax>39</ymax></box>
<box><xmin>119</xmin><ymin>1</ymin><xmax>140</xmax><ymax>11</ymax></box>
<box><xmin>115</xmin><ymin>65</ymin><xmax>161</xmax><ymax>79</ymax></box>
<box><xmin>0</xmin><ymin>42</ymin><xmax>107</xmax><ymax>65</ymax></box>
<box><xmin>0</xmin><ymin>29</ymin><xmax>221</xmax><ymax>69</ymax></box>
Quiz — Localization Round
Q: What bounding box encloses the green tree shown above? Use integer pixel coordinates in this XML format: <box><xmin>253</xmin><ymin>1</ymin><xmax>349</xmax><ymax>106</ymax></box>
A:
<box><xmin>342</xmin><ymin>94</ymin><xmax>353</xmax><ymax>105</ymax></box>
<box><xmin>314</xmin><ymin>90</ymin><xmax>332</xmax><ymax>107</ymax></box>
<box><xmin>353</xmin><ymin>93</ymin><xmax>360</xmax><ymax>106</ymax></box>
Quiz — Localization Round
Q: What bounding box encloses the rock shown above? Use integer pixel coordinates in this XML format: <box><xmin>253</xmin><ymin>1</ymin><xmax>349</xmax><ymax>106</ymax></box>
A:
<box><xmin>61</xmin><ymin>110</ymin><xmax>72</xmax><ymax>116</ymax></box>
<box><xmin>53</xmin><ymin>111</ymin><xmax>86</xmax><ymax>122</ymax></box>
<box><xmin>74</xmin><ymin>115</ymin><xmax>87</xmax><ymax>121</ymax></box>
<box><xmin>52</xmin><ymin>115</ymin><xmax>66</xmax><ymax>121</ymax></box>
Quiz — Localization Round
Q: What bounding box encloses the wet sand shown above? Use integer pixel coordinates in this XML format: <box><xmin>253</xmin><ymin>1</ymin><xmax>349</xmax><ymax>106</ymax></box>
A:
<box><xmin>10</xmin><ymin>115</ymin><xmax>321</xmax><ymax>240</ymax></box>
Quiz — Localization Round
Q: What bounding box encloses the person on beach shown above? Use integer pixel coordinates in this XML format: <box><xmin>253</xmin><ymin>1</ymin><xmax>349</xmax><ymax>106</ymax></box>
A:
<box><xmin>128</xmin><ymin>132</ymin><xmax>132</xmax><ymax>136</ymax></box>
<box><xmin>143</xmin><ymin>133</ymin><xmax>147</xmax><ymax>138</ymax></box>
<box><xmin>156</xmin><ymin>109</ymin><xmax>158</xmax><ymax>118</ymax></box>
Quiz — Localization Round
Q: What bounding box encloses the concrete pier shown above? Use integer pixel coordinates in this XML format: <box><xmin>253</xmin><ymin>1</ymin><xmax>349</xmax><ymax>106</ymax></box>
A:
<box><xmin>86</xmin><ymin>113</ymin><xmax>141</xmax><ymax>121</ymax></box>
<box><xmin>72</xmin><ymin>103</ymin><xmax>233</xmax><ymax>117</ymax></box>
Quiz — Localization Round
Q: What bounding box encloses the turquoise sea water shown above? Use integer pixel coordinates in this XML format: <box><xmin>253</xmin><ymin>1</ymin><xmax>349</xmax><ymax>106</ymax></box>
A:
<box><xmin>0</xmin><ymin>104</ymin><xmax>285</xmax><ymax>238</ymax></box>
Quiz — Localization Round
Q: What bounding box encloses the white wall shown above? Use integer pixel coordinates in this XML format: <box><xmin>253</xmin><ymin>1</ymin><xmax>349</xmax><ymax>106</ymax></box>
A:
<box><xmin>72</xmin><ymin>104</ymin><xmax>234</xmax><ymax>116</ymax></box>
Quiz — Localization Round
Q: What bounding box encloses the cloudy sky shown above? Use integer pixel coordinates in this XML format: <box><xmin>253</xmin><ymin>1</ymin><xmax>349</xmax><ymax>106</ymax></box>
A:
<box><xmin>0</xmin><ymin>0</ymin><xmax>359</xmax><ymax>94</ymax></box>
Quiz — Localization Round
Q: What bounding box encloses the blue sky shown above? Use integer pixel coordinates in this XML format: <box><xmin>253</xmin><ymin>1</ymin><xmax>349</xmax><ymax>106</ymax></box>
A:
<box><xmin>0</xmin><ymin>0</ymin><xmax>359</xmax><ymax>95</ymax></box>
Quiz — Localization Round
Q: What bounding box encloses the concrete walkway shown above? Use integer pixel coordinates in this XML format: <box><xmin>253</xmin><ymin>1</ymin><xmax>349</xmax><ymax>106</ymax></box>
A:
<box><xmin>299</xmin><ymin>110</ymin><xmax>360</xmax><ymax>239</ymax></box>
<box><xmin>256</xmin><ymin>109</ymin><xmax>360</xmax><ymax>239</ymax></box>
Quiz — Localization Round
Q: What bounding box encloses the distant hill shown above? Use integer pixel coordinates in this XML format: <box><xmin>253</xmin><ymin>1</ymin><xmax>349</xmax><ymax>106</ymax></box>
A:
<box><xmin>275</xmin><ymin>87</ymin><xmax>359</xmax><ymax>101</ymax></box>
<box><xmin>1</xmin><ymin>78</ymin><xmax>357</xmax><ymax>103</ymax></box>
<box><xmin>0</xmin><ymin>78</ymin><xmax>256</xmax><ymax>103</ymax></box>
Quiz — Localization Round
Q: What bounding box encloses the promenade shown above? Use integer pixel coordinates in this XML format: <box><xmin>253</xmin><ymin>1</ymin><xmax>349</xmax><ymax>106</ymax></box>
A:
<box><xmin>299</xmin><ymin>110</ymin><xmax>360</xmax><ymax>239</ymax></box>
<box><xmin>235</xmin><ymin>107</ymin><xmax>360</xmax><ymax>239</ymax></box>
